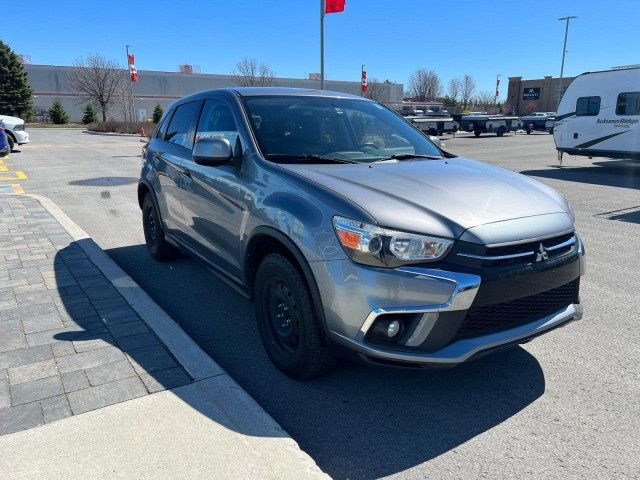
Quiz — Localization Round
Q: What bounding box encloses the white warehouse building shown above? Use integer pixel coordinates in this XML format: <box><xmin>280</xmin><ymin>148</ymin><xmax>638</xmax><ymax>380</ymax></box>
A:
<box><xmin>23</xmin><ymin>64</ymin><xmax>405</xmax><ymax>123</ymax></box>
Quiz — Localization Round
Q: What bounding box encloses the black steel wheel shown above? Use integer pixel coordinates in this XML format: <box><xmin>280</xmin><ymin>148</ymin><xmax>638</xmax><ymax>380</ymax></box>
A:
<box><xmin>254</xmin><ymin>253</ymin><xmax>335</xmax><ymax>379</ymax></box>
<box><xmin>142</xmin><ymin>194</ymin><xmax>179</xmax><ymax>261</ymax></box>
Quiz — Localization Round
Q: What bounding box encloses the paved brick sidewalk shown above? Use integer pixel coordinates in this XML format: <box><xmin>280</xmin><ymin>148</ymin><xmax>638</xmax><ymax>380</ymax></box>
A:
<box><xmin>0</xmin><ymin>196</ymin><xmax>191</xmax><ymax>435</ymax></box>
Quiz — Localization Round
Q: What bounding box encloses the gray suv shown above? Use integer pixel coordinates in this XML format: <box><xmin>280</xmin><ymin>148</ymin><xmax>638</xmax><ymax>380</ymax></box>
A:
<box><xmin>139</xmin><ymin>88</ymin><xmax>586</xmax><ymax>379</ymax></box>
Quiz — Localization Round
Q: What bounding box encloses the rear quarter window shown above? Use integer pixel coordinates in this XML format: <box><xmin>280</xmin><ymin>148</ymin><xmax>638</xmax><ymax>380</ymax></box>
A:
<box><xmin>615</xmin><ymin>92</ymin><xmax>640</xmax><ymax>115</ymax></box>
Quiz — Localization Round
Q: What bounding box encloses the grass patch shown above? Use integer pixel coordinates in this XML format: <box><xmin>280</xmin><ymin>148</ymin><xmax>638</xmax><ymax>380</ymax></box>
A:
<box><xmin>26</xmin><ymin>123</ymin><xmax>86</xmax><ymax>129</ymax></box>
<box><xmin>86</xmin><ymin>121</ymin><xmax>156</xmax><ymax>138</ymax></box>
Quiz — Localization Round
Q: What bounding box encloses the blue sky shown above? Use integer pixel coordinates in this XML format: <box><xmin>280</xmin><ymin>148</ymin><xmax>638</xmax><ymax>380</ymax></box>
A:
<box><xmin>3</xmin><ymin>0</ymin><xmax>639</xmax><ymax>98</ymax></box>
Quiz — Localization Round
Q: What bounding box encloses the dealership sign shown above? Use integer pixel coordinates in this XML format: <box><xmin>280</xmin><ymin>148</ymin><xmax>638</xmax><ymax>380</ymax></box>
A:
<box><xmin>523</xmin><ymin>87</ymin><xmax>540</xmax><ymax>100</ymax></box>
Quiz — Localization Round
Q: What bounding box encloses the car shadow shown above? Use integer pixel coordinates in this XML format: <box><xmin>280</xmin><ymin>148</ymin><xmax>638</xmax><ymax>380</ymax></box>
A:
<box><xmin>99</xmin><ymin>243</ymin><xmax>546</xmax><ymax>480</ymax></box>
<box><xmin>521</xmin><ymin>159</ymin><xmax>640</xmax><ymax>190</ymax></box>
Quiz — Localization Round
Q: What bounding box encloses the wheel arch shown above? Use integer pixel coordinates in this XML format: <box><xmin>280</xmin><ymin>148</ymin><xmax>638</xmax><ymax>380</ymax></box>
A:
<box><xmin>245</xmin><ymin>226</ymin><xmax>330</xmax><ymax>341</ymax></box>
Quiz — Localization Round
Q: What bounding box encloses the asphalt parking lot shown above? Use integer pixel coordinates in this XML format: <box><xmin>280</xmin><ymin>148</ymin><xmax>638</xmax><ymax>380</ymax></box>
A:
<box><xmin>3</xmin><ymin>129</ymin><xmax>639</xmax><ymax>479</ymax></box>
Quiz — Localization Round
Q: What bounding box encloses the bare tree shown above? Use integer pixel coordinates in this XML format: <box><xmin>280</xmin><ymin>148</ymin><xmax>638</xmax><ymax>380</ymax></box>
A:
<box><xmin>460</xmin><ymin>74</ymin><xmax>477</xmax><ymax>110</ymax></box>
<box><xmin>407</xmin><ymin>69</ymin><xmax>442</xmax><ymax>102</ymax></box>
<box><xmin>475</xmin><ymin>90</ymin><xmax>496</xmax><ymax>112</ymax></box>
<box><xmin>365</xmin><ymin>78</ymin><xmax>386</xmax><ymax>102</ymax></box>
<box><xmin>447</xmin><ymin>77</ymin><xmax>461</xmax><ymax>101</ymax></box>
<box><xmin>67</xmin><ymin>54</ymin><xmax>125</xmax><ymax>122</ymax></box>
<box><xmin>232</xmin><ymin>58</ymin><xmax>277</xmax><ymax>87</ymax></box>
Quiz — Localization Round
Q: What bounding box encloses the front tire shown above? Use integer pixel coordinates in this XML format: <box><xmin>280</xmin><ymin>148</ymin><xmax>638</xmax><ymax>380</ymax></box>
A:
<box><xmin>474</xmin><ymin>130</ymin><xmax>481</xmax><ymax>137</ymax></box>
<box><xmin>6</xmin><ymin>135</ymin><xmax>14</xmax><ymax>152</ymax></box>
<box><xmin>254</xmin><ymin>253</ymin><xmax>335</xmax><ymax>379</ymax></box>
<box><xmin>497</xmin><ymin>127</ymin><xmax>505</xmax><ymax>137</ymax></box>
<box><xmin>142</xmin><ymin>194</ymin><xmax>180</xmax><ymax>261</ymax></box>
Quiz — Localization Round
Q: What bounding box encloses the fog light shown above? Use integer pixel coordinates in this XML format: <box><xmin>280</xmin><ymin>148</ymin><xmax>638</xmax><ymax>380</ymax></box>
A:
<box><xmin>387</xmin><ymin>320</ymin><xmax>401</xmax><ymax>338</ymax></box>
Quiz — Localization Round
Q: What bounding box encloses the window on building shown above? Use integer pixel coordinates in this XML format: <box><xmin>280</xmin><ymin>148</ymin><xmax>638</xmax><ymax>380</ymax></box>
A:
<box><xmin>615</xmin><ymin>92</ymin><xmax>640</xmax><ymax>115</ymax></box>
<box><xmin>164</xmin><ymin>101</ymin><xmax>198</xmax><ymax>148</ymax></box>
<box><xmin>576</xmin><ymin>96</ymin><xmax>601</xmax><ymax>116</ymax></box>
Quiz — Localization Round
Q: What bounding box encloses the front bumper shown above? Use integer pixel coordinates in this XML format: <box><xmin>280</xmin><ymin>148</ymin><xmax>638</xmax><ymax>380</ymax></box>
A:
<box><xmin>311</xmin><ymin>234</ymin><xmax>586</xmax><ymax>367</ymax></box>
<box><xmin>13</xmin><ymin>130</ymin><xmax>30</xmax><ymax>144</ymax></box>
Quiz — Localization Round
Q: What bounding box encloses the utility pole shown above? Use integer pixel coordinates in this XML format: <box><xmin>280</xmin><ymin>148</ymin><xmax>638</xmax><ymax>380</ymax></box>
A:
<box><xmin>320</xmin><ymin>0</ymin><xmax>325</xmax><ymax>90</ymax></box>
<box><xmin>361</xmin><ymin>64</ymin><xmax>366</xmax><ymax>96</ymax></box>
<box><xmin>557</xmin><ymin>16</ymin><xmax>577</xmax><ymax>110</ymax></box>
<box><xmin>126</xmin><ymin>45</ymin><xmax>135</xmax><ymax>122</ymax></box>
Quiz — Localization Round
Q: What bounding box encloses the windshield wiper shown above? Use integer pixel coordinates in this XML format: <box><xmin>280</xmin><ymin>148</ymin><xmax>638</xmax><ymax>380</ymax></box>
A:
<box><xmin>266</xmin><ymin>154</ymin><xmax>358</xmax><ymax>164</ymax></box>
<box><xmin>373</xmin><ymin>154</ymin><xmax>443</xmax><ymax>162</ymax></box>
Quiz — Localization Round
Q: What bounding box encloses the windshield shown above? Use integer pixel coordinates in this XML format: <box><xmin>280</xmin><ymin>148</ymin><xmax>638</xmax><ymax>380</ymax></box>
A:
<box><xmin>241</xmin><ymin>95</ymin><xmax>443</xmax><ymax>163</ymax></box>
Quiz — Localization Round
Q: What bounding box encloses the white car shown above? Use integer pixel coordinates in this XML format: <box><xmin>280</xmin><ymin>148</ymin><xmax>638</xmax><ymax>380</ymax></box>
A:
<box><xmin>0</xmin><ymin>115</ymin><xmax>30</xmax><ymax>151</ymax></box>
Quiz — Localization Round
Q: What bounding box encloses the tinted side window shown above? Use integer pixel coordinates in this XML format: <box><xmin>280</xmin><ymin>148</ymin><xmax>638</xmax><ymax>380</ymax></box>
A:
<box><xmin>165</xmin><ymin>101</ymin><xmax>198</xmax><ymax>148</ymax></box>
<box><xmin>195</xmin><ymin>99</ymin><xmax>241</xmax><ymax>156</ymax></box>
<box><xmin>155</xmin><ymin>112</ymin><xmax>170</xmax><ymax>138</ymax></box>
<box><xmin>576</xmin><ymin>96</ymin><xmax>600</xmax><ymax>116</ymax></box>
<box><xmin>616</xmin><ymin>92</ymin><xmax>640</xmax><ymax>115</ymax></box>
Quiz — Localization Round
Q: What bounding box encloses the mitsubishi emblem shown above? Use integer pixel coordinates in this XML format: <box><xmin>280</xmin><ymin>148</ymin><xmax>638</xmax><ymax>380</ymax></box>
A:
<box><xmin>535</xmin><ymin>242</ymin><xmax>549</xmax><ymax>262</ymax></box>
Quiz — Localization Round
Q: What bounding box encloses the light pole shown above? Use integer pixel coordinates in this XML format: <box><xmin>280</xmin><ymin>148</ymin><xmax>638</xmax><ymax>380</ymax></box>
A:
<box><xmin>361</xmin><ymin>64</ymin><xmax>366</xmax><ymax>96</ymax></box>
<box><xmin>557</xmin><ymin>16</ymin><xmax>577</xmax><ymax>110</ymax></box>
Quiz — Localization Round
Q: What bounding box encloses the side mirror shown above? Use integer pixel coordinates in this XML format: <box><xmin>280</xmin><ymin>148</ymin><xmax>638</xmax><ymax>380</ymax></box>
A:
<box><xmin>429</xmin><ymin>136</ymin><xmax>442</xmax><ymax>148</ymax></box>
<box><xmin>193</xmin><ymin>137</ymin><xmax>233</xmax><ymax>166</ymax></box>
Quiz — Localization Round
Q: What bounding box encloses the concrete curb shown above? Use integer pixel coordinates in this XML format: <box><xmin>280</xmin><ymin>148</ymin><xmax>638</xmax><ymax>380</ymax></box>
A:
<box><xmin>19</xmin><ymin>193</ymin><xmax>330</xmax><ymax>479</ymax></box>
<box><xmin>81</xmin><ymin>130</ymin><xmax>146</xmax><ymax>138</ymax></box>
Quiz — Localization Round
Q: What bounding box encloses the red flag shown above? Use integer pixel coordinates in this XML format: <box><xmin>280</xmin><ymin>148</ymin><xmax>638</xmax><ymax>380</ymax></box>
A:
<box><xmin>128</xmin><ymin>54</ymin><xmax>138</xmax><ymax>82</ymax></box>
<box><xmin>361</xmin><ymin>70</ymin><xmax>367</xmax><ymax>92</ymax></box>
<box><xmin>326</xmin><ymin>0</ymin><xmax>345</xmax><ymax>13</ymax></box>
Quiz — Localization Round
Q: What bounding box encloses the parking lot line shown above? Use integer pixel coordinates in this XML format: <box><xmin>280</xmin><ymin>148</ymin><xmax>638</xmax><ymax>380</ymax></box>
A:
<box><xmin>0</xmin><ymin>184</ymin><xmax>24</xmax><ymax>194</ymax></box>
<box><xmin>0</xmin><ymin>171</ymin><xmax>27</xmax><ymax>180</ymax></box>
<box><xmin>21</xmin><ymin>143</ymin><xmax>141</xmax><ymax>148</ymax></box>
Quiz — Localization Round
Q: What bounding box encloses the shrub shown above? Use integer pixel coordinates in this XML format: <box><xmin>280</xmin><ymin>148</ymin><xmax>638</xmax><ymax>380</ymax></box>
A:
<box><xmin>82</xmin><ymin>104</ymin><xmax>98</xmax><ymax>124</ymax></box>
<box><xmin>86</xmin><ymin>121</ymin><xmax>156</xmax><ymax>138</ymax></box>
<box><xmin>152</xmin><ymin>103</ymin><xmax>164</xmax><ymax>124</ymax></box>
<box><xmin>49</xmin><ymin>99</ymin><xmax>69</xmax><ymax>124</ymax></box>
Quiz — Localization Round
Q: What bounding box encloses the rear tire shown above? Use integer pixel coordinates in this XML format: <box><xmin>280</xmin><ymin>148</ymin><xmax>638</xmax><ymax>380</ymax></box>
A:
<box><xmin>497</xmin><ymin>127</ymin><xmax>505</xmax><ymax>137</ymax></box>
<box><xmin>142</xmin><ymin>194</ymin><xmax>180</xmax><ymax>261</ymax></box>
<box><xmin>474</xmin><ymin>130</ymin><xmax>481</xmax><ymax>137</ymax></box>
<box><xmin>254</xmin><ymin>253</ymin><xmax>335</xmax><ymax>380</ymax></box>
<box><xmin>526</xmin><ymin>129</ymin><xmax>532</xmax><ymax>135</ymax></box>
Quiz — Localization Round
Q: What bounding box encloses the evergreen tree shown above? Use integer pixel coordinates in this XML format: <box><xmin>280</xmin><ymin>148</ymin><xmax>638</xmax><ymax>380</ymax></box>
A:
<box><xmin>49</xmin><ymin>99</ymin><xmax>69</xmax><ymax>124</ymax></box>
<box><xmin>0</xmin><ymin>40</ymin><xmax>34</xmax><ymax>119</ymax></box>
<box><xmin>82</xmin><ymin>104</ymin><xmax>98</xmax><ymax>124</ymax></box>
<box><xmin>152</xmin><ymin>103</ymin><xmax>164</xmax><ymax>124</ymax></box>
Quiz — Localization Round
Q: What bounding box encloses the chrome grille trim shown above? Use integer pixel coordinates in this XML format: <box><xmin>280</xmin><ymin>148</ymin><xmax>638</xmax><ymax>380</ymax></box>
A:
<box><xmin>457</xmin><ymin>235</ymin><xmax>576</xmax><ymax>261</ymax></box>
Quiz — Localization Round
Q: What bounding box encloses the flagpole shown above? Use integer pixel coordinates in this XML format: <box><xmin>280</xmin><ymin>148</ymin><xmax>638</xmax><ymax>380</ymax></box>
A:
<box><xmin>126</xmin><ymin>45</ymin><xmax>135</xmax><ymax>122</ymax></box>
<box><xmin>320</xmin><ymin>0</ymin><xmax>325</xmax><ymax>90</ymax></box>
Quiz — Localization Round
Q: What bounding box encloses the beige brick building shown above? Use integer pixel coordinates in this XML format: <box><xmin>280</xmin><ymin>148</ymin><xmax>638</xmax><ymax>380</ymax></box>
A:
<box><xmin>506</xmin><ymin>75</ymin><xmax>576</xmax><ymax>115</ymax></box>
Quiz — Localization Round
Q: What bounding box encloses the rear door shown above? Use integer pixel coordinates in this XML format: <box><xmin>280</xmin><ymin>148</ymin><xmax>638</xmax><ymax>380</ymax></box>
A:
<box><xmin>180</xmin><ymin>96</ymin><xmax>248</xmax><ymax>279</ymax></box>
<box><xmin>150</xmin><ymin>100</ymin><xmax>200</xmax><ymax>237</ymax></box>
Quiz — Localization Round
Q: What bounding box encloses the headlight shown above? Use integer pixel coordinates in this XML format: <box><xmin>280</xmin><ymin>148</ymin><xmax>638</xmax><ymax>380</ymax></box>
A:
<box><xmin>13</xmin><ymin>124</ymin><xmax>25</xmax><ymax>131</ymax></box>
<box><xmin>332</xmin><ymin>216</ymin><xmax>453</xmax><ymax>268</ymax></box>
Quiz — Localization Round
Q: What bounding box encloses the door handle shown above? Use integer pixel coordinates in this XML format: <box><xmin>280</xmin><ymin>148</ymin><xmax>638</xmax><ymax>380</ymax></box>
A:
<box><xmin>182</xmin><ymin>169</ymin><xmax>192</xmax><ymax>179</ymax></box>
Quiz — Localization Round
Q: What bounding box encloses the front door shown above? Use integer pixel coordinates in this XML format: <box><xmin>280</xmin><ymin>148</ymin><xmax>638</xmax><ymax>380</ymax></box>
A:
<box><xmin>152</xmin><ymin>100</ymin><xmax>199</xmax><ymax>237</ymax></box>
<box><xmin>180</xmin><ymin>97</ymin><xmax>248</xmax><ymax>279</ymax></box>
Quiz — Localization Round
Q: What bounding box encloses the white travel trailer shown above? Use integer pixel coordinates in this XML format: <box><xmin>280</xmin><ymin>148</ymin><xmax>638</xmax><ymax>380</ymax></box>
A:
<box><xmin>553</xmin><ymin>66</ymin><xmax>640</xmax><ymax>163</ymax></box>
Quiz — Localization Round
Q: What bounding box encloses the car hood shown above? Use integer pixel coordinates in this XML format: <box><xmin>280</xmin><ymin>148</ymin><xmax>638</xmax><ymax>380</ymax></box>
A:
<box><xmin>0</xmin><ymin>115</ymin><xmax>24</xmax><ymax>127</ymax></box>
<box><xmin>279</xmin><ymin>157</ymin><xmax>571</xmax><ymax>240</ymax></box>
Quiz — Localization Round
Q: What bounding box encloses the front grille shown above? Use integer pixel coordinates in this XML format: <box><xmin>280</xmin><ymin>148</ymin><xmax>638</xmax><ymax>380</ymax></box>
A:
<box><xmin>453</xmin><ymin>232</ymin><xmax>576</xmax><ymax>268</ymax></box>
<box><xmin>485</xmin><ymin>232</ymin><xmax>574</xmax><ymax>258</ymax></box>
<box><xmin>452</xmin><ymin>278</ymin><xmax>579</xmax><ymax>342</ymax></box>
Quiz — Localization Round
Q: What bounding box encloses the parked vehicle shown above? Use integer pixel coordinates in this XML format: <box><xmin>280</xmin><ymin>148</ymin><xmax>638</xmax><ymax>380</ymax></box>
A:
<box><xmin>0</xmin><ymin>121</ymin><xmax>10</xmax><ymax>157</ymax></box>
<box><xmin>0</xmin><ymin>115</ymin><xmax>30</xmax><ymax>151</ymax></box>
<box><xmin>520</xmin><ymin>112</ymin><xmax>555</xmax><ymax>134</ymax></box>
<box><xmin>459</xmin><ymin>114</ymin><xmax>520</xmax><ymax>137</ymax></box>
<box><xmin>139</xmin><ymin>88</ymin><xmax>585</xmax><ymax>379</ymax></box>
<box><xmin>405</xmin><ymin>114</ymin><xmax>458</xmax><ymax>135</ymax></box>
<box><xmin>554</xmin><ymin>66</ymin><xmax>640</xmax><ymax>163</ymax></box>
